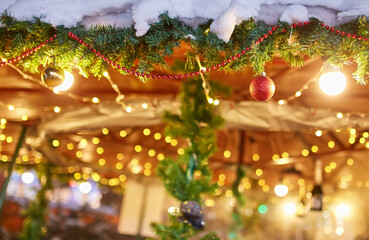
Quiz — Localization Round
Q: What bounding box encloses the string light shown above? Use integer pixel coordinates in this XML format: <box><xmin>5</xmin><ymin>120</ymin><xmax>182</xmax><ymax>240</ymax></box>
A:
<box><xmin>92</xmin><ymin>97</ymin><xmax>100</xmax><ymax>103</ymax></box>
<box><xmin>274</xmin><ymin>184</ymin><xmax>288</xmax><ymax>197</ymax></box>
<box><xmin>319</xmin><ymin>62</ymin><xmax>346</xmax><ymax>95</ymax></box>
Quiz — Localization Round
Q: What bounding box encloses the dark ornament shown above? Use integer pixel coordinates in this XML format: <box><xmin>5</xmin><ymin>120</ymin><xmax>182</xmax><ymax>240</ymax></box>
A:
<box><xmin>177</xmin><ymin>200</ymin><xmax>205</xmax><ymax>230</ymax></box>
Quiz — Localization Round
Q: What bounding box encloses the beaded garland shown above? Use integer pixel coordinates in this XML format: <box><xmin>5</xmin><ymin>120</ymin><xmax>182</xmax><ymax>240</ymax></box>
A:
<box><xmin>1</xmin><ymin>21</ymin><xmax>368</xmax><ymax>79</ymax></box>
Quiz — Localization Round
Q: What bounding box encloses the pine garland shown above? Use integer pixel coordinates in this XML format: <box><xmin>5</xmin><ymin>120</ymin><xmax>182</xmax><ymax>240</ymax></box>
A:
<box><xmin>1</xmin><ymin>13</ymin><xmax>369</xmax><ymax>83</ymax></box>
<box><xmin>151</xmin><ymin>79</ymin><xmax>230</xmax><ymax>239</ymax></box>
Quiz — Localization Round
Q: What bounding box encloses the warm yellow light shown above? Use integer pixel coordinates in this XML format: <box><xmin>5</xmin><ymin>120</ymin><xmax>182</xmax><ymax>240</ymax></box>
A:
<box><xmin>98</xmin><ymin>158</ymin><xmax>106</xmax><ymax>166</ymax></box>
<box><xmin>301</xmin><ymin>149</ymin><xmax>309</xmax><ymax>156</ymax></box>
<box><xmin>92</xmin><ymin>137</ymin><xmax>100</xmax><ymax>144</ymax></box>
<box><xmin>131</xmin><ymin>159</ymin><xmax>138</xmax><ymax>165</ymax></box>
<box><xmin>92</xmin><ymin>97</ymin><xmax>100</xmax><ymax>103</ymax></box>
<box><xmin>328</xmin><ymin>141</ymin><xmax>335</xmax><ymax>148</ymax></box>
<box><xmin>96</xmin><ymin>147</ymin><xmax>104</xmax><ymax>154</ymax></box>
<box><xmin>8</xmin><ymin>105</ymin><xmax>15</xmax><ymax>111</ymax></box>
<box><xmin>347</xmin><ymin>158</ymin><xmax>354</xmax><ymax>166</ymax></box>
<box><xmin>168</xmin><ymin>206</ymin><xmax>180</xmax><ymax>216</ymax></box>
<box><xmin>6</xmin><ymin>136</ymin><xmax>13</xmax><ymax>143</ymax></box>
<box><xmin>330</xmin><ymin>162</ymin><xmax>336</xmax><ymax>169</ymax></box>
<box><xmin>272</xmin><ymin>154</ymin><xmax>279</xmax><ymax>161</ymax></box>
<box><xmin>144</xmin><ymin>169</ymin><xmax>151</xmax><ymax>176</ymax></box>
<box><xmin>350</xmin><ymin>128</ymin><xmax>356</xmax><ymax>135</ymax></box>
<box><xmin>102</xmin><ymin>128</ymin><xmax>109</xmax><ymax>135</ymax></box>
<box><xmin>119</xmin><ymin>174</ymin><xmax>127</xmax><ymax>182</ymax></box>
<box><xmin>135</xmin><ymin>145</ymin><xmax>142</xmax><ymax>152</ymax></box>
<box><xmin>54</xmin><ymin>71</ymin><xmax>74</xmax><ymax>91</ymax></box>
<box><xmin>255</xmin><ymin>168</ymin><xmax>263</xmax><ymax>176</ymax></box>
<box><xmin>244</xmin><ymin>182</ymin><xmax>251</xmax><ymax>189</ymax></box>
<box><xmin>218</xmin><ymin>173</ymin><xmax>226</xmax><ymax>181</ymax></box>
<box><xmin>76</xmin><ymin>151</ymin><xmax>83</xmax><ymax>158</ymax></box>
<box><xmin>117</xmin><ymin>153</ymin><xmax>124</xmax><ymax>160</ymax></box>
<box><xmin>224</xmin><ymin>150</ymin><xmax>231</xmax><ymax>158</ymax></box>
<box><xmin>205</xmin><ymin>199</ymin><xmax>215</xmax><ymax>207</ymax></box>
<box><xmin>116</xmin><ymin>162</ymin><xmax>123</xmax><ymax>170</ymax></box>
<box><xmin>52</xmin><ymin>139</ymin><xmax>60</xmax><ymax>147</ymax></box>
<box><xmin>214</xmin><ymin>99</ymin><xmax>220</xmax><ymax>105</ymax></box>
<box><xmin>154</xmin><ymin>133</ymin><xmax>161</xmax><ymax>140</ymax></box>
<box><xmin>142</xmin><ymin>103</ymin><xmax>149</xmax><ymax>109</ymax></box>
<box><xmin>74</xmin><ymin>172</ymin><xmax>81</xmax><ymax>180</ymax></box>
<box><xmin>157</xmin><ymin>153</ymin><xmax>165</xmax><ymax>161</ymax></box>
<box><xmin>315</xmin><ymin>130</ymin><xmax>322</xmax><ymax>137</ymax></box>
<box><xmin>120</xmin><ymin>130</ymin><xmax>127</xmax><ymax>137</ymax></box>
<box><xmin>225</xmin><ymin>190</ymin><xmax>233</xmax><ymax>197</ymax></box>
<box><xmin>82</xmin><ymin>173</ymin><xmax>89</xmax><ymax>180</ymax></box>
<box><xmin>126</xmin><ymin>106</ymin><xmax>132</xmax><ymax>113</ymax></box>
<box><xmin>325</xmin><ymin>166</ymin><xmax>332</xmax><ymax>173</ymax></box>
<box><xmin>143</xmin><ymin>128</ymin><xmax>151</xmax><ymax>136</ymax></box>
<box><xmin>22</xmin><ymin>155</ymin><xmax>29</xmax><ymax>162</ymax></box>
<box><xmin>363</xmin><ymin>132</ymin><xmax>369</xmax><ymax>138</ymax></box>
<box><xmin>278</xmin><ymin>100</ymin><xmax>285</xmax><ymax>105</ymax></box>
<box><xmin>319</xmin><ymin>70</ymin><xmax>346</xmax><ymax>95</ymax></box>
<box><xmin>148</xmin><ymin>149</ymin><xmax>156</xmax><ymax>157</ymax></box>
<box><xmin>262</xmin><ymin>185</ymin><xmax>270</xmax><ymax>192</ymax></box>
<box><xmin>258</xmin><ymin>179</ymin><xmax>266</xmax><ymax>186</ymax></box>
<box><xmin>274</xmin><ymin>184</ymin><xmax>288</xmax><ymax>197</ymax></box>
<box><xmin>311</xmin><ymin>145</ymin><xmax>318</xmax><ymax>153</ymax></box>
<box><xmin>170</xmin><ymin>139</ymin><xmax>178</xmax><ymax>146</ymax></box>
<box><xmin>335</xmin><ymin>203</ymin><xmax>350</xmax><ymax>218</ymax></box>
<box><xmin>252</xmin><ymin>154</ymin><xmax>260</xmax><ymax>161</ymax></box>
<box><xmin>336</xmin><ymin>112</ymin><xmax>343</xmax><ymax>118</ymax></box>
<box><xmin>79</xmin><ymin>138</ymin><xmax>88</xmax><ymax>148</ymax></box>
<box><xmin>0</xmin><ymin>134</ymin><xmax>5</xmax><ymax>141</ymax></box>
<box><xmin>0</xmin><ymin>118</ymin><xmax>6</xmax><ymax>124</ymax></box>
<box><xmin>336</xmin><ymin>227</ymin><xmax>344</xmax><ymax>236</ymax></box>
<box><xmin>131</xmin><ymin>165</ymin><xmax>142</xmax><ymax>174</ymax></box>
<box><xmin>217</xmin><ymin>180</ymin><xmax>225</xmax><ymax>186</ymax></box>
<box><xmin>21</xmin><ymin>115</ymin><xmax>28</xmax><ymax>121</ymax></box>
<box><xmin>360</xmin><ymin>137</ymin><xmax>366</xmax><ymax>144</ymax></box>
<box><xmin>208</xmin><ymin>98</ymin><xmax>214</xmax><ymax>104</ymax></box>
<box><xmin>92</xmin><ymin>173</ymin><xmax>100</xmax><ymax>182</ymax></box>
<box><xmin>295</xmin><ymin>91</ymin><xmax>301</xmax><ymax>97</ymax></box>
<box><xmin>177</xmin><ymin>148</ymin><xmax>184</xmax><ymax>155</ymax></box>
<box><xmin>283</xmin><ymin>202</ymin><xmax>297</xmax><ymax>216</ymax></box>
<box><xmin>54</xmin><ymin>106</ymin><xmax>61</xmax><ymax>113</ymax></box>
<box><xmin>281</xmin><ymin>152</ymin><xmax>289</xmax><ymax>158</ymax></box>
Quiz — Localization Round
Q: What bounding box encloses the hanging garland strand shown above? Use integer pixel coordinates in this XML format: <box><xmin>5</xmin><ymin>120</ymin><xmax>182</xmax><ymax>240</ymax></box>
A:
<box><xmin>151</xmin><ymin>78</ymin><xmax>230</xmax><ymax>239</ymax></box>
<box><xmin>1</xmin><ymin>14</ymin><xmax>369</xmax><ymax>83</ymax></box>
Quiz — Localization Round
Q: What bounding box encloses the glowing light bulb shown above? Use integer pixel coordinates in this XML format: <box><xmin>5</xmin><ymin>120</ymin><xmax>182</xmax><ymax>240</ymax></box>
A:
<box><xmin>335</xmin><ymin>203</ymin><xmax>350</xmax><ymax>217</ymax></box>
<box><xmin>54</xmin><ymin>71</ymin><xmax>74</xmax><ymax>91</ymax></box>
<box><xmin>21</xmin><ymin>172</ymin><xmax>35</xmax><ymax>184</ymax></box>
<box><xmin>283</xmin><ymin>202</ymin><xmax>297</xmax><ymax>216</ymax></box>
<box><xmin>79</xmin><ymin>181</ymin><xmax>92</xmax><ymax>194</ymax></box>
<box><xmin>274</xmin><ymin>184</ymin><xmax>288</xmax><ymax>197</ymax></box>
<box><xmin>319</xmin><ymin>65</ymin><xmax>346</xmax><ymax>95</ymax></box>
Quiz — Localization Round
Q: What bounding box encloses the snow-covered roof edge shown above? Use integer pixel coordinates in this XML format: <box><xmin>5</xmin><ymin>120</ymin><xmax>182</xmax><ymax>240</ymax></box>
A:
<box><xmin>1</xmin><ymin>0</ymin><xmax>369</xmax><ymax>42</ymax></box>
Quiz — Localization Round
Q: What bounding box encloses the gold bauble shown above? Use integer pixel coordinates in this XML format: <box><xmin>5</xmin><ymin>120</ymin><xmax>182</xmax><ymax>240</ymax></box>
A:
<box><xmin>41</xmin><ymin>65</ymin><xmax>65</xmax><ymax>88</ymax></box>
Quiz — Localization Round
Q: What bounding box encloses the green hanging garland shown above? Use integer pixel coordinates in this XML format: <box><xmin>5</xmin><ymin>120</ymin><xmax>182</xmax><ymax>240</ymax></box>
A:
<box><xmin>1</xmin><ymin>13</ymin><xmax>369</xmax><ymax>83</ymax></box>
<box><xmin>150</xmin><ymin>78</ymin><xmax>230</xmax><ymax>240</ymax></box>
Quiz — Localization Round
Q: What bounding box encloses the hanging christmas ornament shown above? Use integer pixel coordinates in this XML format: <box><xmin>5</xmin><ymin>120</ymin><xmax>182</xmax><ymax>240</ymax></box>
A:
<box><xmin>177</xmin><ymin>200</ymin><xmax>205</xmax><ymax>230</ymax></box>
<box><xmin>41</xmin><ymin>65</ymin><xmax>65</xmax><ymax>88</ymax></box>
<box><xmin>249</xmin><ymin>72</ymin><xmax>275</xmax><ymax>101</ymax></box>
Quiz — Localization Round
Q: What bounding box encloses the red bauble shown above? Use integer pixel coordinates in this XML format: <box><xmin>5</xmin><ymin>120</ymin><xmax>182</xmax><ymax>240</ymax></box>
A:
<box><xmin>249</xmin><ymin>75</ymin><xmax>275</xmax><ymax>101</ymax></box>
